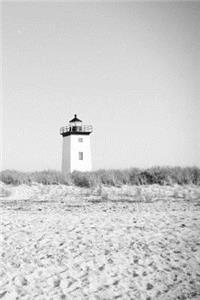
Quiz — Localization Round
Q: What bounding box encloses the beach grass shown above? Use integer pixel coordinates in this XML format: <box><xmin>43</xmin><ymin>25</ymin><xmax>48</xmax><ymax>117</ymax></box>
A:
<box><xmin>1</xmin><ymin>166</ymin><xmax>200</xmax><ymax>187</ymax></box>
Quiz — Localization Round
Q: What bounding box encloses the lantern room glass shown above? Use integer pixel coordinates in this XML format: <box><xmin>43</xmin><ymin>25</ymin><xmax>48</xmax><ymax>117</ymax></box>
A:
<box><xmin>70</xmin><ymin>120</ymin><xmax>82</xmax><ymax>132</ymax></box>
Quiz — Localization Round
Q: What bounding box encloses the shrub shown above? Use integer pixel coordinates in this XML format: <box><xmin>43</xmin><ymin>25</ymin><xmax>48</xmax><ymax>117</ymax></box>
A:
<box><xmin>95</xmin><ymin>170</ymin><xmax>116</xmax><ymax>186</ymax></box>
<box><xmin>30</xmin><ymin>170</ymin><xmax>70</xmax><ymax>185</ymax></box>
<box><xmin>112</xmin><ymin>169</ymin><xmax>130</xmax><ymax>186</ymax></box>
<box><xmin>0</xmin><ymin>170</ymin><xmax>31</xmax><ymax>185</ymax></box>
<box><xmin>128</xmin><ymin>168</ymin><xmax>141</xmax><ymax>185</ymax></box>
<box><xmin>0</xmin><ymin>170</ymin><xmax>70</xmax><ymax>186</ymax></box>
<box><xmin>168</xmin><ymin>167</ymin><xmax>200</xmax><ymax>185</ymax></box>
<box><xmin>139</xmin><ymin>167</ymin><xmax>170</xmax><ymax>185</ymax></box>
<box><xmin>191</xmin><ymin>167</ymin><xmax>200</xmax><ymax>185</ymax></box>
<box><xmin>71</xmin><ymin>171</ymin><xmax>97</xmax><ymax>188</ymax></box>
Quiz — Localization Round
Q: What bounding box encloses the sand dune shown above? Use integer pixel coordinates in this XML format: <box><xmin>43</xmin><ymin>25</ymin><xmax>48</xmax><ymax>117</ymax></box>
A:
<box><xmin>1</xmin><ymin>183</ymin><xmax>200</xmax><ymax>299</ymax></box>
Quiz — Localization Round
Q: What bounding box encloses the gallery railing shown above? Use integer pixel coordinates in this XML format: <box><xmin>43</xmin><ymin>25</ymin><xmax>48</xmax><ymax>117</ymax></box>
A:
<box><xmin>60</xmin><ymin>125</ymin><xmax>93</xmax><ymax>134</ymax></box>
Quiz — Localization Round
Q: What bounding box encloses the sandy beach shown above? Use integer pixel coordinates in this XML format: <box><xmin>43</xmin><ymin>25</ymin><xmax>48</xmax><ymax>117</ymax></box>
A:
<box><xmin>1</xmin><ymin>183</ymin><xmax>200</xmax><ymax>299</ymax></box>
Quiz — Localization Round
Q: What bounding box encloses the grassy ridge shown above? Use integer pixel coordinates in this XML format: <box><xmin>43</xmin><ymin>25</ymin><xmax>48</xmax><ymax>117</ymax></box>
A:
<box><xmin>1</xmin><ymin>167</ymin><xmax>200</xmax><ymax>187</ymax></box>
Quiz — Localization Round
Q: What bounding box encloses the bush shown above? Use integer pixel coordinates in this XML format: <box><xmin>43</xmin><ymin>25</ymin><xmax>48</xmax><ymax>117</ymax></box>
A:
<box><xmin>0</xmin><ymin>170</ymin><xmax>31</xmax><ymax>185</ymax></box>
<box><xmin>71</xmin><ymin>171</ymin><xmax>98</xmax><ymax>188</ymax></box>
<box><xmin>112</xmin><ymin>169</ymin><xmax>130</xmax><ymax>186</ymax></box>
<box><xmin>95</xmin><ymin>170</ymin><xmax>117</xmax><ymax>186</ymax></box>
<box><xmin>138</xmin><ymin>167</ymin><xmax>170</xmax><ymax>185</ymax></box>
<box><xmin>30</xmin><ymin>170</ymin><xmax>71</xmax><ymax>185</ymax></box>
<box><xmin>128</xmin><ymin>168</ymin><xmax>141</xmax><ymax>185</ymax></box>
<box><xmin>167</xmin><ymin>167</ymin><xmax>200</xmax><ymax>185</ymax></box>
<box><xmin>0</xmin><ymin>170</ymin><xmax>70</xmax><ymax>186</ymax></box>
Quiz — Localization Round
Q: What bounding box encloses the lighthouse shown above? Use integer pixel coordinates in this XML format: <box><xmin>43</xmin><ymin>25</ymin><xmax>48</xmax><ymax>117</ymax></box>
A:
<box><xmin>60</xmin><ymin>114</ymin><xmax>93</xmax><ymax>173</ymax></box>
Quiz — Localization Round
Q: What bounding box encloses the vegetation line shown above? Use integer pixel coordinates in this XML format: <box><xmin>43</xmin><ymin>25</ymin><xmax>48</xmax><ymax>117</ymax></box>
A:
<box><xmin>0</xmin><ymin>167</ymin><xmax>200</xmax><ymax>187</ymax></box>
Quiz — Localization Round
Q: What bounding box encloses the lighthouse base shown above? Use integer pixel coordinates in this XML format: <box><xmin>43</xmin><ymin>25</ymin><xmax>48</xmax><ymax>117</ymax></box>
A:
<box><xmin>62</xmin><ymin>134</ymin><xmax>92</xmax><ymax>173</ymax></box>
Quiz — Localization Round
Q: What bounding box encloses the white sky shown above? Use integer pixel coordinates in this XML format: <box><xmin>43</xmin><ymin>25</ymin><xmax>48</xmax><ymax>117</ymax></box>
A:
<box><xmin>2</xmin><ymin>1</ymin><xmax>200</xmax><ymax>171</ymax></box>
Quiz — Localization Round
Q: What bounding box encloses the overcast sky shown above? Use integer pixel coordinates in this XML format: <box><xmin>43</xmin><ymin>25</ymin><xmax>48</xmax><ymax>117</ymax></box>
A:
<box><xmin>2</xmin><ymin>1</ymin><xmax>200</xmax><ymax>171</ymax></box>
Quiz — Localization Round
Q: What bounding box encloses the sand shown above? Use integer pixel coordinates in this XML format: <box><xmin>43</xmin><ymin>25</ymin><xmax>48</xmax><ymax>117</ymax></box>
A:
<box><xmin>0</xmin><ymin>183</ymin><xmax>200</xmax><ymax>299</ymax></box>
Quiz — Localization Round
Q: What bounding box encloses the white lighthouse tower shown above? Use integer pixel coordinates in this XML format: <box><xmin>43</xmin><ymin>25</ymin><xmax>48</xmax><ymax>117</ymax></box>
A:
<box><xmin>60</xmin><ymin>114</ymin><xmax>93</xmax><ymax>173</ymax></box>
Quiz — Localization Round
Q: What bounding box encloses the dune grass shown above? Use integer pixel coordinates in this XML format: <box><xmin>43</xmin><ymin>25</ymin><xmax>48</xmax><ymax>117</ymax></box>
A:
<box><xmin>0</xmin><ymin>167</ymin><xmax>200</xmax><ymax>187</ymax></box>
<box><xmin>0</xmin><ymin>170</ymin><xmax>71</xmax><ymax>186</ymax></box>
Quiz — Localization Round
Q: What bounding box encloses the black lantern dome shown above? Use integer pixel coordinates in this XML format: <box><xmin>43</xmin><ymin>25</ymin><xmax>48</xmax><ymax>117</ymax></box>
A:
<box><xmin>69</xmin><ymin>114</ymin><xmax>82</xmax><ymax>123</ymax></box>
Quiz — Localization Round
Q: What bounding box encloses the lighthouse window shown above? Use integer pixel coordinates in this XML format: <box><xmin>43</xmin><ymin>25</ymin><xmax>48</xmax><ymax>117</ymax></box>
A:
<box><xmin>79</xmin><ymin>152</ymin><xmax>83</xmax><ymax>160</ymax></box>
<box><xmin>78</xmin><ymin>138</ymin><xmax>83</xmax><ymax>142</ymax></box>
